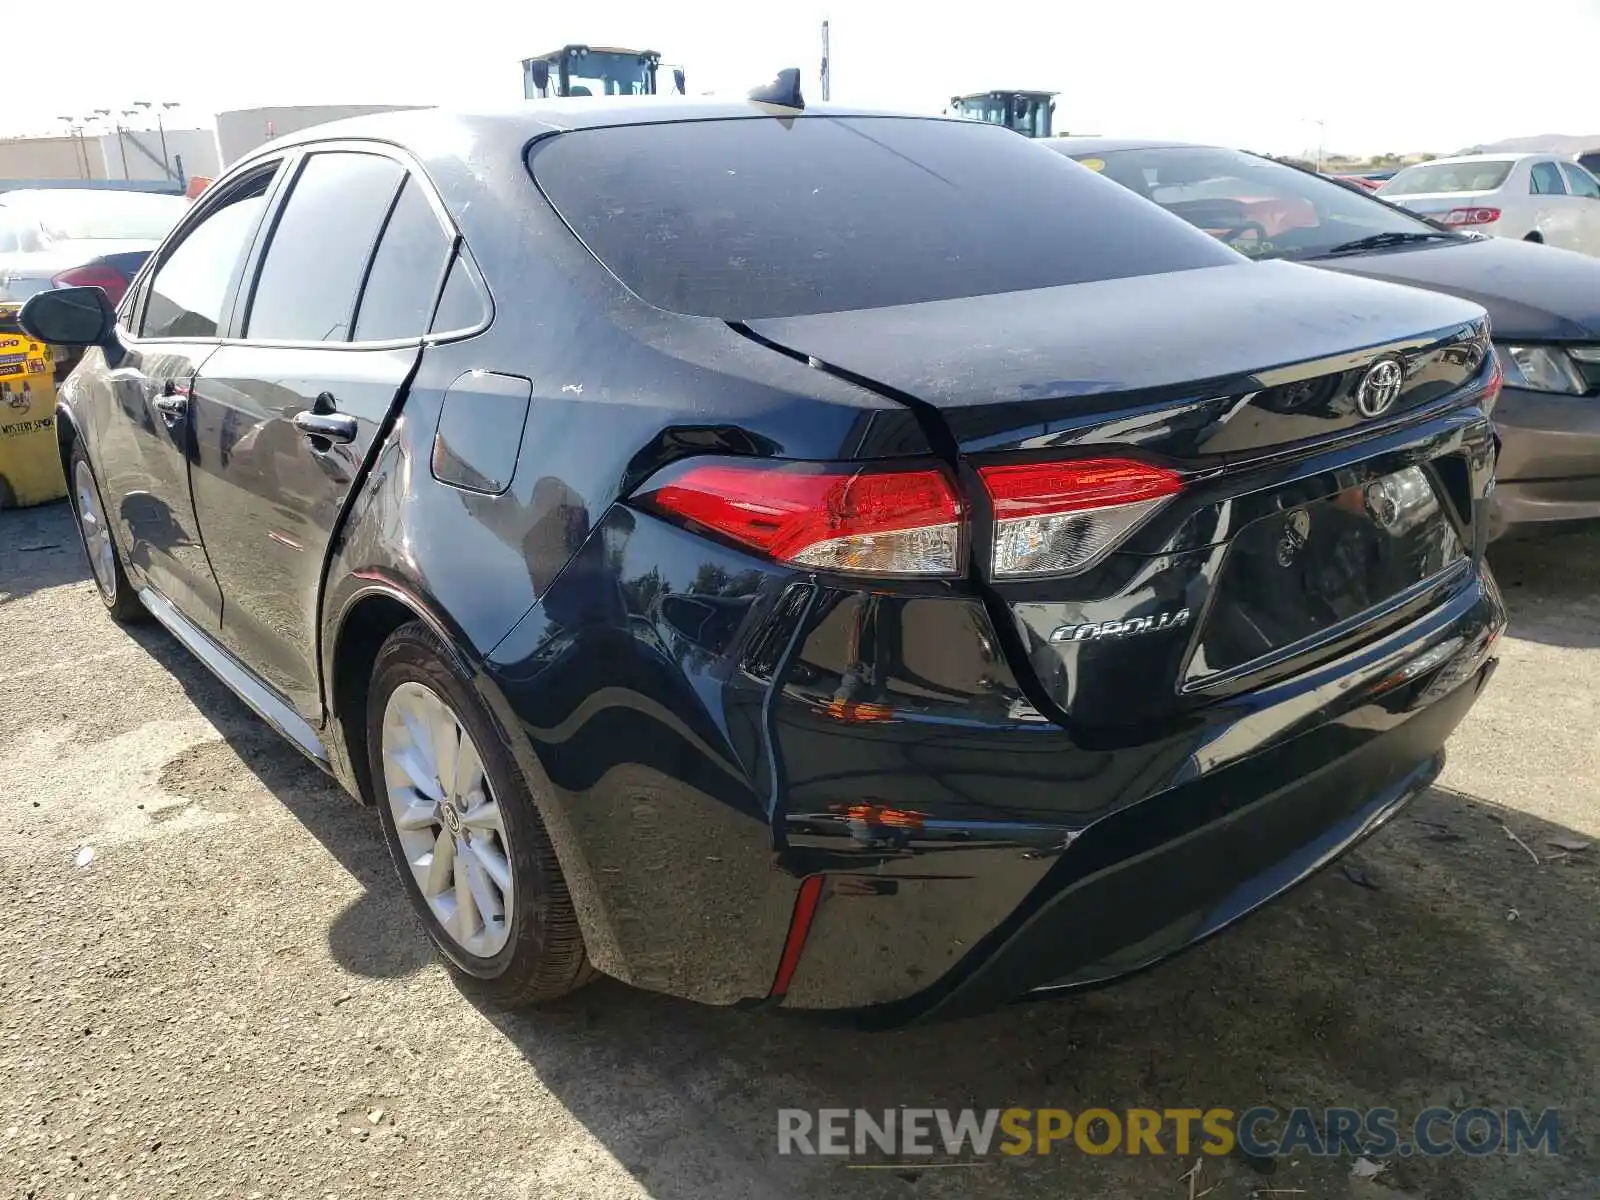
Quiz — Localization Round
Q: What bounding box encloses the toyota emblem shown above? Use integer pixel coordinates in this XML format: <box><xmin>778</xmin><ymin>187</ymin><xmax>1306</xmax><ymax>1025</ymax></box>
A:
<box><xmin>1356</xmin><ymin>359</ymin><xmax>1404</xmax><ymax>418</ymax></box>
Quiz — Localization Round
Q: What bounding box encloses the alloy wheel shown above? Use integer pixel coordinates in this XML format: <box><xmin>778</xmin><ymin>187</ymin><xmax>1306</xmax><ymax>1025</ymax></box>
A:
<box><xmin>381</xmin><ymin>681</ymin><xmax>515</xmax><ymax>958</ymax></box>
<box><xmin>73</xmin><ymin>459</ymin><xmax>118</xmax><ymax>601</ymax></box>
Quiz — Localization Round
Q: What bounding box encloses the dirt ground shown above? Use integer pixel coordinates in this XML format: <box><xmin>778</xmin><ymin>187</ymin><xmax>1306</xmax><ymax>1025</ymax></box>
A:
<box><xmin>2</xmin><ymin>499</ymin><xmax>1596</xmax><ymax>1200</ymax></box>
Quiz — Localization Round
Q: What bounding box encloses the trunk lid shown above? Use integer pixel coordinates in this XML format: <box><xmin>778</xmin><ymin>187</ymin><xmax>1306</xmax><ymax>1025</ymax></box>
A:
<box><xmin>743</xmin><ymin>261</ymin><xmax>1488</xmax><ymax>460</ymax></box>
<box><xmin>745</xmin><ymin>260</ymin><xmax>1496</xmax><ymax>730</ymax></box>
<box><xmin>1380</xmin><ymin>191</ymin><xmax>1494</xmax><ymax>218</ymax></box>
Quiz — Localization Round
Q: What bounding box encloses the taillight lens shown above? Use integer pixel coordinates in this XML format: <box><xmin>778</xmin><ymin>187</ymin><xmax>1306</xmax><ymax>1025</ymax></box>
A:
<box><xmin>1439</xmin><ymin>207</ymin><xmax>1501</xmax><ymax>227</ymax></box>
<box><xmin>638</xmin><ymin>458</ymin><xmax>964</xmax><ymax>577</ymax></box>
<box><xmin>978</xmin><ymin>458</ymin><xmax>1183</xmax><ymax>578</ymax></box>
<box><xmin>51</xmin><ymin>264</ymin><xmax>128</xmax><ymax>307</ymax></box>
<box><xmin>638</xmin><ymin>455</ymin><xmax>1183</xmax><ymax>580</ymax></box>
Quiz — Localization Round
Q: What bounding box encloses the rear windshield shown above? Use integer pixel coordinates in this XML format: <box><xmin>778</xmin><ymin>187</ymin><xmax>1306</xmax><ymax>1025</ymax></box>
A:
<box><xmin>1380</xmin><ymin>161</ymin><xmax>1514</xmax><ymax>196</ymax></box>
<box><xmin>528</xmin><ymin>116</ymin><xmax>1240</xmax><ymax>320</ymax></box>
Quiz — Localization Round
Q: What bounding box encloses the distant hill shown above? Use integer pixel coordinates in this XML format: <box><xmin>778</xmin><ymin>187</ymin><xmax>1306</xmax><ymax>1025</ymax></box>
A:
<box><xmin>1459</xmin><ymin>133</ymin><xmax>1600</xmax><ymax>155</ymax></box>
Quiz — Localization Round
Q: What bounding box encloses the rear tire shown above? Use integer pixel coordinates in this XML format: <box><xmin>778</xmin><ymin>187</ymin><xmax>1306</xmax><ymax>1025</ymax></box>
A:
<box><xmin>1523</xmin><ymin>232</ymin><xmax>1544</xmax><ymax>243</ymax></box>
<box><xmin>67</xmin><ymin>442</ymin><xmax>146</xmax><ymax>623</ymax></box>
<box><xmin>367</xmin><ymin>620</ymin><xmax>592</xmax><ymax>1006</ymax></box>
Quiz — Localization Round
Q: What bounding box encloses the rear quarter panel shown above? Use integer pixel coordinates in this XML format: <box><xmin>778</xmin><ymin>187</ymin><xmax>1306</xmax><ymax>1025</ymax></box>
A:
<box><xmin>318</xmin><ymin>124</ymin><xmax>936</xmax><ymax>998</ymax></box>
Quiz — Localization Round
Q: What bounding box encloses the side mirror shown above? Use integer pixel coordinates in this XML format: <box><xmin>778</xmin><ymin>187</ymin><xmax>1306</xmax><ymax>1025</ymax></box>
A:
<box><xmin>19</xmin><ymin>285</ymin><xmax>116</xmax><ymax>348</ymax></box>
<box><xmin>673</xmin><ymin>68</ymin><xmax>686</xmax><ymax>94</ymax></box>
<box><xmin>528</xmin><ymin>60</ymin><xmax>550</xmax><ymax>94</ymax></box>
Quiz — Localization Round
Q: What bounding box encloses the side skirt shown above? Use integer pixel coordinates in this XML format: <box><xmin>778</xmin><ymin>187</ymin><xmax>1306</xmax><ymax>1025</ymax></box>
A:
<box><xmin>138</xmin><ymin>586</ymin><xmax>330</xmax><ymax>768</ymax></box>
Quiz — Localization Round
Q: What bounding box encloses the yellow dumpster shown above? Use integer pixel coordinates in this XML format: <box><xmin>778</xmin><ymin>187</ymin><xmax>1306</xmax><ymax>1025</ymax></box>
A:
<box><xmin>0</xmin><ymin>302</ymin><xmax>64</xmax><ymax>510</ymax></box>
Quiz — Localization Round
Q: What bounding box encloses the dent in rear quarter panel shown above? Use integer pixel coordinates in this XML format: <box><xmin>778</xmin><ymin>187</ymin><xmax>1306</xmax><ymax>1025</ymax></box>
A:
<box><xmin>484</xmin><ymin>508</ymin><xmax>805</xmax><ymax>1004</ymax></box>
<box><xmin>319</xmin><ymin>154</ymin><xmax>936</xmax><ymax>1001</ymax></box>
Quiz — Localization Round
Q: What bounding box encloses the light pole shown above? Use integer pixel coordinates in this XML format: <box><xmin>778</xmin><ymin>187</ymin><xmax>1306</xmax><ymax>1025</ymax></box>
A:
<box><xmin>57</xmin><ymin>116</ymin><xmax>90</xmax><ymax>178</ymax></box>
<box><xmin>91</xmin><ymin>109</ymin><xmax>129</xmax><ymax>179</ymax></box>
<box><xmin>820</xmin><ymin>20</ymin><xmax>831</xmax><ymax>102</ymax></box>
<box><xmin>122</xmin><ymin>110</ymin><xmax>143</xmax><ymax>178</ymax></box>
<box><xmin>130</xmin><ymin>100</ymin><xmax>179</xmax><ymax>179</ymax></box>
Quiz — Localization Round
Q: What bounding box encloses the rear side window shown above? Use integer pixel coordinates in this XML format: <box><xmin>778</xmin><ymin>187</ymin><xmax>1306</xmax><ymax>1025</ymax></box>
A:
<box><xmin>352</xmin><ymin>177</ymin><xmax>454</xmax><ymax>341</ymax></box>
<box><xmin>529</xmin><ymin>116</ymin><xmax>1239</xmax><ymax>320</ymax></box>
<box><xmin>430</xmin><ymin>250</ymin><xmax>489</xmax><ymax>334</ymax></box>
<box><xmin>142</xmin><ymin>174</ymin><xmax>272</xmax><ymax>339</ymax></box>
<box><xmin>246</xmin><ymin>151</ymin><xmax>404</xmax><ymax>341</ymax></box>
<box><xmin>1530</xmin><ymin>162</ymin><xmax>1567</xmax><ymax>195</ymax></box>
<box><xmin>1561</xmin><ymin>163</ymin><xmax>1600</xmax><ymax>199</ymax></box>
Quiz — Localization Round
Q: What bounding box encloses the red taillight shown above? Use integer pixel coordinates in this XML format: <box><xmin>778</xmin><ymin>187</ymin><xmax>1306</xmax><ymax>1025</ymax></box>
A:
<box><xmin>977</xmin><ymin>458</ymin><xmax>1183</xmax><ymax>577</ymax></box>
<box><xmin>639</xmin><ymin>458</ymin><xmax>964</xmax><ymax>577</ymax></box>
<box><xmin>51</xmin><ymin>264</ymin><xmax>128</xmax><ymax>307</ymax></box>
<box><xmin>638</xmin><ymin>455</ymin><xmax>1183</xmax><ymax>580</ymax></box>
<box><xmin>1439</xmin><ymin>207</ymin><xmax>1501</xmax><ymax>227</ymax></box>
<box><xmin>1484</xmin><ymin>350</ymin><xmax>1504</xmax><ymax>409</ymax></box>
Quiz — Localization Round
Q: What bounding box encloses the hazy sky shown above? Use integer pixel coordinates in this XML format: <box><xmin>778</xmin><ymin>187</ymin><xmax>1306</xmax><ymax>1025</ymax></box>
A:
<box><xmin>26</xmin><ymin>0</ymin><xmax>1600</xmax><ymax>155</ymax></box>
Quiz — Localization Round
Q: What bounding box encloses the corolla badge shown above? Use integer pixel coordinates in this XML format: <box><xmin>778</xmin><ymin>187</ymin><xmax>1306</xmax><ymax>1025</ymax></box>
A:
<box><xmin>1049</xmin><ymin>608</ymin><xmax>1192</xmax><ymax>643</ymax></box>
<box><xmin>1355</xmin><ymin>358</ymin><xmax>1405</xmax><ymax>418</ymax></box>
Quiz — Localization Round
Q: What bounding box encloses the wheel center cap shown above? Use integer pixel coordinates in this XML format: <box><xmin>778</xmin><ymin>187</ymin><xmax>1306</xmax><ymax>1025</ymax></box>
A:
<box><xmin>439</xmin><ymin>802</ymin><xmax>463</xmax><ymax>836</ymax></box>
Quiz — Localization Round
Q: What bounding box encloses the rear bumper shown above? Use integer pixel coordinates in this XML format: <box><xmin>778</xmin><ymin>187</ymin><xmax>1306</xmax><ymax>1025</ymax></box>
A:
<box><xmin>773</xmin><ymin>564</ymin><xmax>1504</xmax><ymax>1022</ymax></box>
<box><xmin>932</xmin><ymin>682</ymin><xmax>1475</xmax><ymax>1021</ymax></box>
<box><xmin>1490</xmin><ymin>384</ymin><xmax>1600</xmax><ymax>538</ymax></box>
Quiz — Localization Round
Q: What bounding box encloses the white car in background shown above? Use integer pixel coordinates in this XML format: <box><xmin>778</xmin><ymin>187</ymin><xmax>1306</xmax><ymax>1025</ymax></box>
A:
<box><xmin>1378</xmin><ymin>153</ymin><xmax>1600</xmax><ymax>255</ymax></box>
<box><xmin>0</xmin><ymin>188</ymin><xmax>189</xmax><ymax>304</ymax></box>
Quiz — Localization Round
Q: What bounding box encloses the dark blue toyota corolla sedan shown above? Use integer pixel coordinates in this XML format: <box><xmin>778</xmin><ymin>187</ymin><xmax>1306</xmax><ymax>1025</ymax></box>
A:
<box><xmin>24</xmin><ymin>99</ymin><xmax>1505</xmax><ymax>1023</ymax></box>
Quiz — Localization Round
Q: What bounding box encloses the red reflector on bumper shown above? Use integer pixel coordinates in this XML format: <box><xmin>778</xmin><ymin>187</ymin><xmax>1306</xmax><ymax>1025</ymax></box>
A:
<box><xmin>769</xmin><ymin>875</ymin><xmax>826</xmax><ymax>998</ymax></box>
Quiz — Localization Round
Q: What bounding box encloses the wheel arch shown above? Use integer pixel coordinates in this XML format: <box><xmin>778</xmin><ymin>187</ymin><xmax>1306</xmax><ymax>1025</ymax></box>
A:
<box><xmin>323</xmin><ymin>577</ymin><xmax>473</xmax><ymax>805</ymax></box>
<box><xmin>54</xmin><ymin>399</ymin><xmax>80</xmax><ymax>477</ymax></box>
<box><xmin>322</xmin><ymin>573</ymin><xmax>626</xmax><ymax>980</ymax></box>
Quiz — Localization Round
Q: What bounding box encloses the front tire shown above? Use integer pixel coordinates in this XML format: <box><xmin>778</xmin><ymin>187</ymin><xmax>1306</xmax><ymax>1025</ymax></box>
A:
<box><xmin>67</xmin><ymin>441</ymin><xmax>146</xmax><ymax>623</ymax></box>
<box><xmin>368</xmin><ymin>620</ymin><xmax>591</xmax><ymax>1006</ymax></box>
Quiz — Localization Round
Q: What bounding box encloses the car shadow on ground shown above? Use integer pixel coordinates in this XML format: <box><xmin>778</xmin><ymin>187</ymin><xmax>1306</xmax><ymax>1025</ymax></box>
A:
<box><xmin>131</xmin><ymin>613</ymin><xmax>1600</xmax><ymax>1199</ymax></box>
<box><xmin>1487</xmin><ymin>526</ymin><xmax>1600</xmax><ymax>650</ymax></box>
<box><xmin>456</xmin><ymin>783</ymin><xmax>1599</xmax><ymax>1200</ymax></box>
<box><xmin>120</xmin><ymin>618</ymin><xmax>436</xmax><ymax>982</ymax></box>
<box><xmin>40</xmin><ymin>501</ymin><xmax>1596</xmax><ymax>1200</ymax></box>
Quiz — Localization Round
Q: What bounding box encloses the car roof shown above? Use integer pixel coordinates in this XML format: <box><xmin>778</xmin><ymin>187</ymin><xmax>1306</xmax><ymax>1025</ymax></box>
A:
<box><xmin>225</xmin><ymin>101</ymin><xmax>1003</xmax><ymax>284</ymax></box>
<box><xmin>239</xmin><ymin>98</ymin><xmax>953</xmax><ymax>162</ymax></box>
<box><xmin>0</xmin><ymin>189</ymin><xmax>189</xmax><ymax>221</ymax></box>
<box><xmin>1403</xmin><ymin>152</ymin><xmax>1544</xmax><ymax>166</ymax></box>
<box><xmin>0</xmin><ymin>187</ymin><xmax>181</xmax><ymax>204</ymax></box>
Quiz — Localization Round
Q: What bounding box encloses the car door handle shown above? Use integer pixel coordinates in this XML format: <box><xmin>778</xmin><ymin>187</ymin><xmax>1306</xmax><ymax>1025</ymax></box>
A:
<box><xmin>152</xmin><ymin>385</ymin><xmax>187</xmax><ymax>427</ymax></box>
<box><xmin>292</xmin><ymin>410</ymin><xmax>358</xmax><ymax>445</ymax></box>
